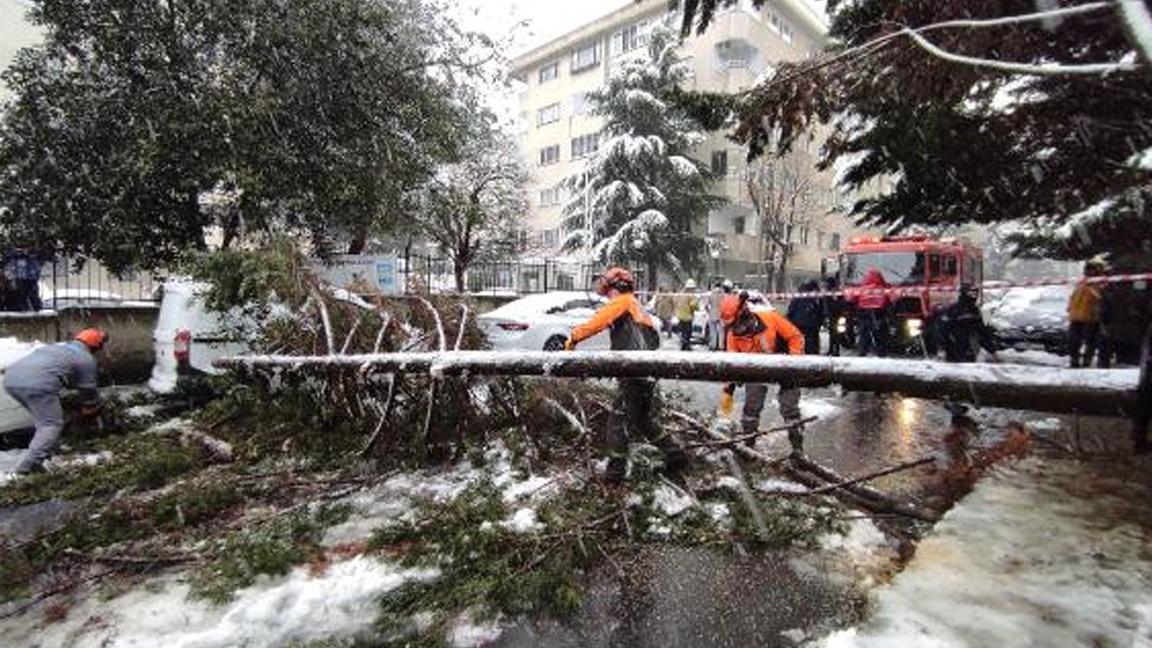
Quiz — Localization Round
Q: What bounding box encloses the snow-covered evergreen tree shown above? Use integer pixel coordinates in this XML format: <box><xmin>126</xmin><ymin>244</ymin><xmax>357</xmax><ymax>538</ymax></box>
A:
<box><xmin>561</xmin><ymin>23</ymin><xmax>724</xmax><ymax>289</ymax></box>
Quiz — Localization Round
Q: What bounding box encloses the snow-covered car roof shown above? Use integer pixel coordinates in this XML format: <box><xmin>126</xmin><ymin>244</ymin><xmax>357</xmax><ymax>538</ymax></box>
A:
<box><xmin>481</xmin><ymin>291</ymin><xmax>604</xmax><ymax>320</ymax></box>
<box><xmin>986</xmin><ymin>285</ymin><xmax>1071</xmax><ymax>330</ymax></box>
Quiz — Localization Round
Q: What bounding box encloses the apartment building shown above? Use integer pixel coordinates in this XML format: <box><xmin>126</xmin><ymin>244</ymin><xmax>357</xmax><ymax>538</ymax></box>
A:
<box><xmin>509</xmin><ymin>0</ymin><xmax>871</xmax><ymax>288</ymax></box>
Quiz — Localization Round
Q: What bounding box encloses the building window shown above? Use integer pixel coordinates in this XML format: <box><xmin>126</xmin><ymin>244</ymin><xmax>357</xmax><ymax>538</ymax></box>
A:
<box><xmin>733</xmin><ymin>216</ymin><xmax>746</xmax><ymax>235</ymax></box>
<box><xmin>817</xmin><ymin>230</ymin><xmax>826</xmax><ymax>250</ymax></box>
<box><xmin>830</xmin><ymin>233</ymin><xmax>841</xmax><ymax>251</ymax></box>
<box><xmin>768</xmin><ymin>12</ymin><xmax>782</xmax><ymax>33</ymax></box>
<box><xmin>714</xmin><ymin>39</ymin><xmax>758</xmax><ymax>70</ymax></box>
<box><xmin>539</xmin><ymin>186</ymin><xmax>563</xmax><ymax>207</ymax></box>
<box><xmin>571</xmin><ymin>42</ymin><xmax>600</xmax><ymax>73</ymax></box>
<box><xmin>539</xmin><ymin>145</ymin><xmax>560</xmax><ymax>166</ymax></box>
<box><xmin>571</xmin><ymin>92</ymin><xmax>593</xmax><ymax>116</ymax></box>
<box><xmin>537</xmin><ymin>103</ymin><xmax>560</xmax><ymax>127</ymax></box>
<box><xmin>543</xmin><ymin>228</ymin><xmax>559</xmax><ymax>247</ymax></box>
<box><xmin>799</xmin><ymin>226</ymin><xmax>810</xmax><ymax>245</ymax></box>
<box><xmin>781</xmin><ymin>22</ymin><xmax>795</xmax><ymax>44</ymax></box>
<box><xmin>571</xmin><ymin>133</ymin><xmax>600</xmax><ymax>159</ymax></box>
<box><xmin>538</xmin><ymin>62</ymin><xmax>558</xmax><ymax>84</ymax></box>
<box><xmin>612</xmin><ymin>23</ymin><xmax>646</xmax><ymax>55</ymax></box>
<box><xmin>711</xmin><ymin>150</ymin><xmax>728</xmax><ymax>176</ymax></box>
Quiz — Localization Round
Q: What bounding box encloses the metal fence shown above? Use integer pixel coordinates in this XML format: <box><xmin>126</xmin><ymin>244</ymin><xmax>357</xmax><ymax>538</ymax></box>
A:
<box><xmin>1</xmin><ymin>253</ymin><xmax>164</xmax><ymax>312</ymax></box>
<box><xmin>42</xmin><ymin>258</ymin><xmax>164</xmax><ymax>305</ymax></box>
<box><xmin>400</xmin><ymin>255</ymin><xmax>627</xmax><ymax>295</ymax></box>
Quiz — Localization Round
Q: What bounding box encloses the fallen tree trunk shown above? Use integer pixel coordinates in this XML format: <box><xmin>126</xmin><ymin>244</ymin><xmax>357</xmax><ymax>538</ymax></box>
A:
<box><xmin>215</xmin><ymin>350</ymin><xmax>1140</xmax><ymax>416</ymax></box>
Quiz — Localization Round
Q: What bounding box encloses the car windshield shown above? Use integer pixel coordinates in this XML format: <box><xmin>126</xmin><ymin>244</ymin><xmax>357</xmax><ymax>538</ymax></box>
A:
<box><xmin>842</xmin><ymin>252</ymin><xmax>926</xmax><ymax>287</ymax></box>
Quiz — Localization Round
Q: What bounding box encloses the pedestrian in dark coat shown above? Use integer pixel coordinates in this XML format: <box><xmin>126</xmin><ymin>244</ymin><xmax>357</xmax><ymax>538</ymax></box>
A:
<box><xmin>1098</xmin><ymin>278</ymin><xmax>1152</xmax><ymax>367</ymax></box>
<box><xmin>823</xmin><ymin>276</ymin><xmax>846</xmax><ymax>356</ymax></box>
<box><xmin>786</xmin><ymin>279</ymin><xmax>824</xmax><ymax>355</ymax></box>
<box><xmin>936</xmin><ymin>286</ymin><xmax>998</xmax><ymax>363</ymax></box>
<box><xmin>1133</xmin><ymin>321</ymin><xmax>1151</xmax><ymax>455</ymax></box>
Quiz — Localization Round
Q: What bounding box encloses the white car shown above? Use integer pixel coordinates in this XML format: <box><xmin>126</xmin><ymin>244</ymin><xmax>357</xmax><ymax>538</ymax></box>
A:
<box><xmin>148</xmin><ymin>279</ymin><xmax>248</xmax><ymax>394</ymax></box>
<box><xmin>148</xmin><ymin>279</ymin><xmax>379</xmax><ymax>394</ymax></box>
<box><xmin>479</xmin><ymin>291</ymin><xmax>616</xmax><ymax>351</ymax></box>
<box><xmin>0</xmin><ymin>338</ymin><xmax>39</xmax><ymax>433</ymax></box>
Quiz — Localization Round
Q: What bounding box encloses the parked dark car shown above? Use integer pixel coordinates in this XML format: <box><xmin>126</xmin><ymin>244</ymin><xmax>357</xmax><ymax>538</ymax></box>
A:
<box><xmin>983</xmin><ymin>285</ymin><xmax>1071</xmax><ymax>354</ymax></box>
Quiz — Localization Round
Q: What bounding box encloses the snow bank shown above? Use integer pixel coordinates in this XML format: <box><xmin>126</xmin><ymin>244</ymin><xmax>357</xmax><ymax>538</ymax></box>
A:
<box><xmin>0</xmin><ymin>557</ymin><xmax>437</xmax><ymax>648</ymax></box>
<box><xmin>822</xmin><ymin>458</ymin><xmax>1152</xmax><ymax>647</ymax></box>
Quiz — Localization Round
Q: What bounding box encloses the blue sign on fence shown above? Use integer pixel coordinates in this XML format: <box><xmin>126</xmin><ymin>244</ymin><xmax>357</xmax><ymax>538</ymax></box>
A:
<box><xmin>313</xmin><ymin>255</ymin><xmax>399</xmax><ymax>295</ymax></box>
<box><xmin>375</xmin><ymin>257</ymin><xmax>397</xmax><ymax>294</ymax></box>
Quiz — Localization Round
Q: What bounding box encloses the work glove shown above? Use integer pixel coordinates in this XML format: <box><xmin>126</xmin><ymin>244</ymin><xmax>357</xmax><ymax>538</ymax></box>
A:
<box><xmin>718</xmin><ymin>383</ymin><xmax>736</xmax><ymax>418</ymax></box>
<box><xmin>563</xmin><ymin>336</ymin><xmax>576</xmax><ymax>351</ymax></box>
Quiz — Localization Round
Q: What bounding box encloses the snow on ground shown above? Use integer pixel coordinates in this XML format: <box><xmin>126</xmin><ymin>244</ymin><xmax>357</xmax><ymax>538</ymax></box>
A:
<box><xmin>994</xmin><ymin>348</ymin><xmax>1066</xmax><ymax>367</ymax></box>
<box><xmin>449</xmin><ymin>610</ymin><xmax>504</xmax><ymax>648</ymax></box>
<box><xmin>1</xmin><ymin>440</ymin><xmax>569</xmax><ymax>647</ymax></box>
<box><xmin>651</xmin><ymin>482</ymin><xmax>695</xmax><ymax>517</ymax></box>
<box><xmin>500</xmin><ymin>507</ymin><xmax>543</xmax><ymax>533</ymax></box>
<box><xmin>822</xmin><ymin>457</ymin><xmax>1152</xmax><ymax>647</ymax></box>
<box><xmin>801</xmin><ymin>397</ymin><xmax>844</xmax><ymax>421</ymax></box>
<box><xmin>0</xmin><ymin>448</ymin><xmax>22</xmax><ymax>473</ymax></box>
<box><xmin>0</xmin><ymin>556</ymin><xmax>438</xmax><ymax>648</ymax></box>
<box><xmin>324</xmin><ymin>442</ymin><xmax>564</xmax><ymax>547</ymax></box>
<box><xmin>45</xmin><ymin>451</ymin><xmax>114</xmax><ymax>471</ymax></box>
<box><xmin>755</xmin><ymin>478</ymin><xmax>810</xmax><ymax>494</ymax></box>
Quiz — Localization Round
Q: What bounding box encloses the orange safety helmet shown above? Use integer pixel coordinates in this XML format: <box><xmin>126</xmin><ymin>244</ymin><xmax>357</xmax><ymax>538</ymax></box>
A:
<box><xmin>595</xmin><ymin>267</ymin><xmax>635</xmax><ymax>296</ymax></box>
<box><xmin>75</xmin><ymin>328</ymin><xmax>108</xmax><ymax>350</ymax></box>
<box><xmin>719</xmin><ymin>292</ymin><xmax>749</xmax><ymax>325</ymax></box>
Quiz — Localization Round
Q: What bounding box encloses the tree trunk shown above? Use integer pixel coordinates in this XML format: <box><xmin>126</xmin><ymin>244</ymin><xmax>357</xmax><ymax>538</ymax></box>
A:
<box><xmin>220</xmin><ymin>209</ymin><xmax>240</xmax><ymax>250</ymax></box>
<box><xmin>646</xmin><ymin>259</ymin><xmax>658</xmax><ymax>293</ymax></box>
<box><xmin>454</xmin><ymin>262</ymin><xmax>467</xmax><ymax>293</ymax></box>
<box><xmin>776</xmin><ymin>245</ymin><xmax>790</xmax><ymax>293</ymax></box>
<box><xmin>215</xmin><ymin>351</ymin><xmax>1140</xmax><ymax>417</ymax></box>
<box><xmin>347</xmin><ymin>226</ymin><xmax>368</xmax><ymax>255</ymax></box>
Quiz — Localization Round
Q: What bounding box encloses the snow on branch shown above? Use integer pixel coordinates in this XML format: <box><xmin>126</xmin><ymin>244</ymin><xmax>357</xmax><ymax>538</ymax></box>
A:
<box><xmin>214</xmin><ymin>351</ymin><xmax>1141</xmax><ymax>417</ymax></box>
<box><xmin>901</xmin><ymin>28</ymin><xmax>1141</xmax><ymax>76</ymax></box>
<box><xmin>1117</xmin><ymin>0</ymin><xmax>1152</xmax><ymax>63</ymax></box>
<box><xmin>762</xmin><ymin>1</ymin><xmax>1137</xmax><ymax>92</ymax></box>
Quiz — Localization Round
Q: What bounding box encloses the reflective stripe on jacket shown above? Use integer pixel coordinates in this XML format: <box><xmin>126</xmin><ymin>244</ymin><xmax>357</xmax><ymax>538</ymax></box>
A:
<box><xmin>726</xmin><ymin>310</ymin><xmax>805</xmax><ymax>355</ymax></box>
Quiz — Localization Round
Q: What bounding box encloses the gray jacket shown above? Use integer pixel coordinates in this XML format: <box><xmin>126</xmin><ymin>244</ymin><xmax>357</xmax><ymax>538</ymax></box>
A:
<box><xmin>3</xmin><ymin>341</ymin><xmax>100</xmax><ymax>404</ymax></box>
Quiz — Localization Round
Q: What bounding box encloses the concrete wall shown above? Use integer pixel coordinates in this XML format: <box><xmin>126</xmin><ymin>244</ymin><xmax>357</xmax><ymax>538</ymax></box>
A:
<box><xmin>0</xmin><ymin>306</ymin><xmax>159</xmax><ymax>383</ymax></box>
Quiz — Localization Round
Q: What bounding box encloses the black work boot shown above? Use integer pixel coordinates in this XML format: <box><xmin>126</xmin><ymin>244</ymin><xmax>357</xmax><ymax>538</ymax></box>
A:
<box><xmin>604</xmin><ymin>457</ymin><xmax>627</xmax><ymax>485</ymax></box>
<box><xmin>786</xmin><ymin>419</ymin><xmax>805</xmax><ymax>455</ymax></box>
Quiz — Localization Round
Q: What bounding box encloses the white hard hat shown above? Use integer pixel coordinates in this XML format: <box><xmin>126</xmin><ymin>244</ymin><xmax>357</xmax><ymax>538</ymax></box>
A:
<box><xmin>684</xmin><ymin>279</ymin><xmax>697</xmax><ymax>289</ymax></box>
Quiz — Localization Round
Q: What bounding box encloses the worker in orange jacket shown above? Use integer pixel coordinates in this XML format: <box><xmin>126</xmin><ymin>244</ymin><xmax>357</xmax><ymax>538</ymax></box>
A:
<box><xmin>566</xmin><ymin>267</ymin><xmax>686</xmax><ymax>485</ymax></box>
<box><xmin>718</xmin><ymin>292</ymin><xmax>807</xmax><ymax>450</ymax></box>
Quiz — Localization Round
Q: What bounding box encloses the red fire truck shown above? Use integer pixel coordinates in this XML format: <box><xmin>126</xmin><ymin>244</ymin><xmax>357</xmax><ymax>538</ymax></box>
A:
<box><xmin>832</xmin><ymin>235</ymin><xmax>984</xmax><ymax>354</ymax></box>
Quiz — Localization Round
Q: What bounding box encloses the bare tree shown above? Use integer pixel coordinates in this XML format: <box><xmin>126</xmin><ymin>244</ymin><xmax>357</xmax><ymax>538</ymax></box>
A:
<box><xmin>419</xmin><ymin>124</ymin><xmax>528</xmax><ymax>292</ymax></box>
<box><xmin>745</xmin><ymin>151</ymin><xmax>818</xmax><ymax>292</ymax></box>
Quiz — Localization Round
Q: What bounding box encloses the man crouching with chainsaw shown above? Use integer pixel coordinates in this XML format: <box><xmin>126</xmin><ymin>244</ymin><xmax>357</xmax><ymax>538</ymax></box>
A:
<box><xmin>565</xmin><ymin>267</ymin><xmax>687</xmax><ymax>485</ymax></box>
<box><xmin>718</xmin><ymin>292</ymin><xmax>807</xmax><ymax>451</ymax></box>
